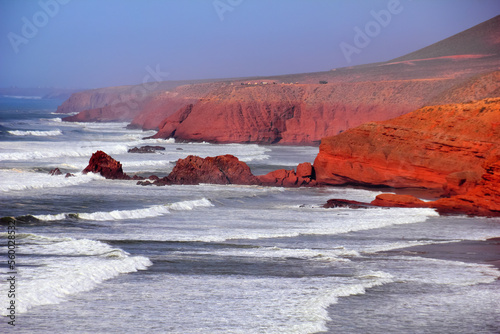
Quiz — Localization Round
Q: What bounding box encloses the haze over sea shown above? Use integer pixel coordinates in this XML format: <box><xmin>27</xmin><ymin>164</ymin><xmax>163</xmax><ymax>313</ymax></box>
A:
<box><xmin>1</xmin><ymin>96</ymin><xmax>499</xmax><ymax>333</ymax></box>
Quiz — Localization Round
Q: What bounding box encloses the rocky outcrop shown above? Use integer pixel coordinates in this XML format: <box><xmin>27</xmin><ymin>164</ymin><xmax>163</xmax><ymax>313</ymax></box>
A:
<box><xmin>142</xmin><ymin>154</ymin><xmax>261</xmax><ymax>186</ymax></box>
<box><xmin>370</xmin><ymin>158</ymin><xmax>500</xmax><ymax>216</ymax></box>
<box><xmin>257</xmin><ymin>163</ymin><xmax>317</xmax><ymax>187</ymax></box>
<box><xmin>128</xmin><ymin>145</ymin><xmax>165</xmax><ymax>153</ymax></box>
<box><xmin>314</xmin><ymin>98</ymin><xmax>500</xmax><ymax>195</ymax></box>
<box><xmin>323</xmin><ymin>199</ymin><xmax>373</xmax><ymax>209</ymax></box>
<box><xmin>81</xmin><ymin>151</ymin><xmax>318</xmax><ymax>188</ymax></box>
<box><xmin>371</xmin><ymin>194</ymin><xmax>429</xmax><ymax>208</ymax></box>
<box><xmin>49</xmin><ymin>168</ymin><xmax>62</xmax><ymax>176</ymax></box>
<box><xmin>82</xmin><ymin>150</ymin><xmax>131</xmax><ymax>180</ymax></box>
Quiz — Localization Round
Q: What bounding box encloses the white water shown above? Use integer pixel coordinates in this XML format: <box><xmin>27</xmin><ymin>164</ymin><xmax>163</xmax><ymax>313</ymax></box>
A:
<box><xmin>33</xmin><ymin>198</ymin><xmax>213</xmax><ymax>221</ymax></box>
<box><xmin>1</xmin><ymin>105</ymin><xmax>500</xmax><ymax>333</ymax></box>
<box><xmin>8</xmin><ymin>130</ymin><xmax>63</xmax><ymax>136</ymax></box>
<box><xmin>0</xmin><ymin>234</ymin><xmax>151</xmax><ymax>316</ymax></box>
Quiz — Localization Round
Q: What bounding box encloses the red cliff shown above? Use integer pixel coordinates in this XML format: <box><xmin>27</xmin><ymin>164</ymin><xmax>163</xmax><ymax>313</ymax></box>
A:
<box><xmin>371</xmin><ymin>158</ymin><xmax>500</xmax><ymax>217</ymax></box>
<box><xmin>314</xmin><ymin>98</ymin><xmax>500</xmax><ymax>196</ymax></box>
<box><xmin>152</xmin><ymin>79</ymin><xmax>458</xmax><ymax>144</ymax></box>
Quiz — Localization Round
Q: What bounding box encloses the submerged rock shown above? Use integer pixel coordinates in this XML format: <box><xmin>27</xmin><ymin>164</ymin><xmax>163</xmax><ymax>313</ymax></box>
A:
<box><xmin>49</xmin><ymin>168</ymin><xmax>62</xmax><ymax>176</ymax></box>
<box><xmin>323</xmin><ymin>199</ymin><xmax>373</xmax><ymax>209</ymax></box>
<box><xmin>128</xmin><ymin>145</ymin><xmax>165</xmax><ymax>153</ymax></box>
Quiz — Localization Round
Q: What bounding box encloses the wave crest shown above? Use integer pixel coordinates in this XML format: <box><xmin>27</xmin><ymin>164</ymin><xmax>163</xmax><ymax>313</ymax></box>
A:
<box><xmin>8</xmin><ymin>129</ymin><xmax>63</xmax><ymax>136</ymax></box>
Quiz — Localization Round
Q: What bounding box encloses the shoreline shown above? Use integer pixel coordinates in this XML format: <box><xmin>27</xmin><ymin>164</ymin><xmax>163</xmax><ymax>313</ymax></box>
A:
<box><xmin>387</xmin><ymin>237</ymin><xmax>500</xmax><ymax>271</ymax></box>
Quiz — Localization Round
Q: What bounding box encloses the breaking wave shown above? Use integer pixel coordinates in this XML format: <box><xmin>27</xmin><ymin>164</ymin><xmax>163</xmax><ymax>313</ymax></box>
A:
<box><xmin>33</xmin><ymin>198</ymin><xmax>214</xmax><ymax>221</ymax></box>
<box><xmin>8</xmin><ymin>129</ymin><xmax>63</xmax><ymax>136</ymax></box>
<box><xmin>0</xmin><ymin>233</ymin><xmax>151</xmax><ymax>315</ymax></box>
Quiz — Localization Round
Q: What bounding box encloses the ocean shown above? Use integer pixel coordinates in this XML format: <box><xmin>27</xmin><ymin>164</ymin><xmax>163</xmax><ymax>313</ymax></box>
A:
<box><xmin>1</xmin><ymin>96</ymin><xmax>499</xmax><ymax>333</ymax></box>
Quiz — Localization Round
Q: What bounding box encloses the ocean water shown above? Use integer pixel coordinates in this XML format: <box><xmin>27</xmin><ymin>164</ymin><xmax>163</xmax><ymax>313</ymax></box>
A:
<box><xmin>1</xmin><ymin>96</ymin><xmax>499</xmax><ymax>333</ymax></box>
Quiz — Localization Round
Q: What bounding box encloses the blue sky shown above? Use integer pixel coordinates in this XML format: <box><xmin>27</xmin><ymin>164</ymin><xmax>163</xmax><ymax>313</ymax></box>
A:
<box><xmin>1</xmin><ymin>0</ymin><xmax>499</xmax><ymax>89</ymax></box>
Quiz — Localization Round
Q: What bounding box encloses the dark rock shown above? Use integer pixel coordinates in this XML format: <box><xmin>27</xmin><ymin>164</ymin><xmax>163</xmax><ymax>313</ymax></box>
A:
<box><xmin>323</xmin><ymin>199</ymin><xmax>373</xmax><ymax>209</ymax></box>
<box><xmin>128</xmin><ymin>145</ymin><xmax>166</xmax><ymax>153</ymax></box>
<box><xmin>49</xmin><ymin>168</ymin><xmax>62</xmax><ymax>176</ymax></box>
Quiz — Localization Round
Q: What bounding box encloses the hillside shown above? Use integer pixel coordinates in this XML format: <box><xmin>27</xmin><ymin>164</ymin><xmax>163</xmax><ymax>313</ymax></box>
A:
<box><xmin>60</xmin><ymin>16</ymin><xmax>500</xmax><ymax>144</ymax></box>
<box><xmin>391</xmin><ymin>15</ymin><xmax>500</xmax><ymax>62</ymax></box>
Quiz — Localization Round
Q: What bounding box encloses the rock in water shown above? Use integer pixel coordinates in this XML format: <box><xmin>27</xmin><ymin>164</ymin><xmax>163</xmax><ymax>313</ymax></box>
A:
<box><xmin>49</xmin><ymin>168</ymin><xmax>62</xmax><ymax>176</ymax></box>
<box><xmin>82</xmin><ymin>151</ymin><xmax>130</xmax><ymax>180</ymax></box>
<box><xmin>165</xmin><ymin>154</ymin><xmax>261</xmax><ymax>185</ymax></box>
<box><xmin>128</xmin><ymin>145</ymin><xmax>166</xmax><ymax>153</ymax></box>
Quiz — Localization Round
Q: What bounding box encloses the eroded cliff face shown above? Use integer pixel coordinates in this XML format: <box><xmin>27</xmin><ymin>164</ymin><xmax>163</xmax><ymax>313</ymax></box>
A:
<box><xmin>56</xmin><ymin>87</ymin><xmax>141</xmax><ymax>115</ymax></box>
<box><xmin>370</xmin><ymin>157</ymin><xmax>500</xmax><ymax>217</ymax></box>
<box><xmin>152</xmin><ymin>79</ymin><xmax>463</xmax><ymax>144</ymax></box>
<box><xmin>314</xmin><ymin>98</ymin><xmax>500</xmax><ymax>195</ymax></box>
<box><xmin>129</xmin><ymin>83</ymin><xmax>226</xmax><ymax>130</ymax></box>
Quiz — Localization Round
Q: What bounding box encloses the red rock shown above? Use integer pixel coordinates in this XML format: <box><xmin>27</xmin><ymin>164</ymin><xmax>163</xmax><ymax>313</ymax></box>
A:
<box><xmin>323</xmin><ymin>199</ymin><xmax>373</xmax><ymax>209</ymax></box>
<box><xmin>152</xmin><ymin>82</ymin><xmax>441</xmax><ymax>144</ymax></box>
<box><xmin>65</xmin><ymin>173</ymin><xmax>75</xmax><ymax>178</ymax></box>
<box><xmin>370</xmin><ymin>158</ymin><xmax>500</xmax><ymax>216</ymax></box>
<box><xmin>431</xmin><ymin>158</ymin><xmax>500</xmax><ymax>216</ymax></box>
<box><xmin>129</xmin><ymin>83</ymin><xmax>226</xmax><ymax>130</ymax></box>
<box><xmin>314</xmin><ymin>98</ymin><xmax>500</xmax><ymax>195</ymax></box>
<box><xmin>257</xmin><ymin>166</ymin><xmax>317</xmax><ymax>187</ymax></box>
<box><xmin>49</xmin><ymin>168</ymin><xmax>62</xmax><ymax>176</ymax></box>
<box><xmin>82</xmin><ymin>151</ymin><xmax>130</xmax><ymax>180</ymax></box>
<box><xmin>371</xmin><ymin>194</ymin><xmax>429</xmax><ymax>208</ymax></box>
<box><xmin>296</xmin><ymin>162</ymin><xmax>314</xmax><ymax>179</ymax></box>
<box><xmin>164</xmin><ymin>154</ymin><xmax>260</xmax><ymax>186</ymax></box>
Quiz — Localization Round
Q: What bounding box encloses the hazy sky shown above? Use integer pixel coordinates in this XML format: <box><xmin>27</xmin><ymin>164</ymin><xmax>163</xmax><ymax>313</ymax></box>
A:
<box><xmin>1</xmin><ymin>0</ymin><xmax>499</xmax><ymax>89</ymax></box>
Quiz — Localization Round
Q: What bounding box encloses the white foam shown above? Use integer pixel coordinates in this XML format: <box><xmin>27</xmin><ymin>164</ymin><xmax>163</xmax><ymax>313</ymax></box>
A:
<box><xmin>0</xmin><ymin>171</ymin><xmax>102</xmax><ymax>193</ymax></box>
<box><xmin>168</xmin><ymin>198</ymin><xmax>214</xmax><ymax>211</ymax></box>
<box><xmin>8</xmin><ymin>129</ymin><xmax>63</xmax><ymax>136</ymax></box>
<box><xmin>78</xmin><ymin>205</ymin><xmax>171</xmax><ymax>221</ymax></box>
<box><xmin>387</xmin><ymin>256</ymin><xmax>500</xmax><ymax>286</ymax></box>
<box><xmin>84</xmin><ymin>206</ymin><xmax>439</xmax><ymax>244</ymax></box>
<box><xmin>142</xmin><ymin>271</ymin><xmax>393</xmax><ymax>334</ymax></box>
<box><xmin>0</xmin><ymin>233</ymin><xmax>151</xmax><ymax>315</ymax></box>
<box><xmin>34</xmin><ymin>198</ymin><xmax>213</xmax><ymax>221</ymax></box>
<box><xmin>197</xmin><ymin>245</ymin><xmax>359</xmax><ymax>262</ymax></box>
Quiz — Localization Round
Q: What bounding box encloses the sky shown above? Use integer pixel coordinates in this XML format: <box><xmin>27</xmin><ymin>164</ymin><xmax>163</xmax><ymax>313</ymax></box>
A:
<box><xmin>1</xmin><ymin>0</ymin><xmax>499</xmax><ymax>89</ymax></box>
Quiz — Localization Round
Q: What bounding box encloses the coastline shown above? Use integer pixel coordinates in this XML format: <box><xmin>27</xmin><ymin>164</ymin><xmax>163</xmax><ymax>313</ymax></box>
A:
<box><xmin>387</xmin><ymin>237</ymin><xmax>500</xmax><ymax>271</ymax></box>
